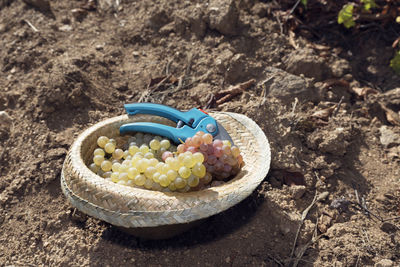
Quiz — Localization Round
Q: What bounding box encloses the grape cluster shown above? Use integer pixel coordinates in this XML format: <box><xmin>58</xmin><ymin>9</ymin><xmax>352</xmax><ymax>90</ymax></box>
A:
<box><xmin>88</xmin><ymin>131</ymin><xmax>244</xmax><ymax>192</ymax></box>
<box><xmin>175</xmin><ymin>131</ymin><xmax>244</xmax><ymax>181</ymax></box>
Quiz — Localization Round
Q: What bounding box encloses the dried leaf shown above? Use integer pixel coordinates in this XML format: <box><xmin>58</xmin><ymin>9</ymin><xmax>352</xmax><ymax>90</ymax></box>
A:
<box><xmin>288</xmin><ymin>30</ymin><xmax>299</xmax><ymax>49</ymax></box>
<box><xmin>380</xmin><ymin>103</ymin><xmax>400</xmax><ymax>126</ymax></box>
<box><xmin>322</xmin><ymin>79</ymin><xmax>349</xmax><ymax>89</ymax></box>
<box><xmin>215</xmin><ymin>79</ymin><xmax>256</xmax><ymax>105</ymax></box>
<box><xmin>351</xmin><ymin>87</ymin><xmax>379</xmax><ymax>98</ymax></box>
<box><xmin>311</xmin><ymin>105</ymin><xmax>337</xmax><ymax>120</ymax></box>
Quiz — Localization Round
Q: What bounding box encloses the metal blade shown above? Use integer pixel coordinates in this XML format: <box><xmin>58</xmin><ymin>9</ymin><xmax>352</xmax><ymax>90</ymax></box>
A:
<box><xmin>215</xmin><ymin>121</ymin><xmax>234</xmax><ymax>145</ymax></box>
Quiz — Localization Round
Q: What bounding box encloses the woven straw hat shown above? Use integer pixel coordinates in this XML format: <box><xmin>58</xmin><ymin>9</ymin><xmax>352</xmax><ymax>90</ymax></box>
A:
<box><xmin>61</xmin><ymin>112</ymin><xmax>270</xmax><ymax>238</ymax></box>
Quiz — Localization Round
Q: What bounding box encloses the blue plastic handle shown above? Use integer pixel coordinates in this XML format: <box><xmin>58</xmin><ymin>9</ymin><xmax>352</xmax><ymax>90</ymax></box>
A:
<box><xmin>124</xmin><ymin>103</ymin><xmax>207</xmax><ymax>127</ymax></box>
<box><xmin>120</xmin><ymin>116</ymin><xmax>219</xmax><ymax>144</ymax></box>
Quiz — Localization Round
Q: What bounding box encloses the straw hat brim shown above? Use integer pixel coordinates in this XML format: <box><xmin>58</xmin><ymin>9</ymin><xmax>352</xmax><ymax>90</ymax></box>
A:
<box><xmin>61</xmin><ymin>112</ymin><xmax>271</xmax><ymax>228</ymax></box>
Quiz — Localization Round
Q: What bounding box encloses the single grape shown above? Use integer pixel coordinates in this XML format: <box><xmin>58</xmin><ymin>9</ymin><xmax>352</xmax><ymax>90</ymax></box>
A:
<box><xmin>160</xmin><ymin>139</ymin><xmax>171</xmax><ymax>149</ymax></box>
<box><xmin>222</xmin><ymin>145</ymin><xmax>231</xmax><ymax>155</ymax></box>
<box><xmin>149</xmin><ymin>139</ymin><xmax>161</xmax><ymax>150</ymax></box>
<box><xmin>109</xmin><ymin>138</ymin><xmax>117</xmax><ymax>145</ymax></box>
<box><xmin>199</xmin><ymin>143</ymin><xmax>208</xmax><ymax>152</ymax></box>
<box><xmin>192</xmin><ymin>136</ymin><xmax>202</xmax><ymax>147</ymax></box>
<box><xmin>123</xmin><ymin>150</ymin><xmax>130</xmax><ymax>159</ymax></box>
<box><xmin>94</xmin><ymin>148</ymin><xmax>105</xmax><ymax>157</ymax></box>
<box><xmin>207</xmin><ymin>155</ymin><xmax>217</xmax><ymax>165</ymax></box>
<box><xmin>231</xmin><ymin>146</ymin><xmax>240</xmax><ymax>157</ymax></box>
<box><xmin>97</xmin><ymin>169</ymin><xmax>105</xmax><ymax>177</ymax></box>
<box><xmin>220</xmin><ymin>154</ymin><xmax>229</xmax><ymax>164</ymax></box>
<box><xmin>127</xmin><ymin>167</ymin><xmax>139</xmax><ymax>179</ymax></box>
<box><xmin>131</xmin><ymin>155</ymin><xmax>142</xmax><ymax>167</ymax></box>
<box><xmin>177</xmin><ymin>144</ymin><xmax>186</xmax><ymax>153</ymax></box>
<box><xmin>177</xmin><ymin>153</ymin><xmax>185</xmax><ymax>163</ymax></box>
<box><xmin>119</xmin><ymin>172</ymin><xmax>129</xmax><ymax>182</ymax></box>
<box><xmin>103</xmin><ymin>171</ymin><xmax>112</xmax><ymax>178</ymax></box>
<box><xmin>162</xmin><ymin>151</ymin><xmax>173</xmax><ymax>162</ymax></box>
<box><xmin>202</xmin><ymin>133</ymin><xmax>213</xmax><ymax>145</ymax></box>
<box><xmin>201</xmin><ymin>151</ymin><xmax>208</xmax><ymax>162</ymax></box>
<box><xmin>134</xmin><ymin>174</ymin><xmax>146</xmax><ymax>186</ymax></box>
<box><xmin>161</xmin><ymin>164</ymin><xmax>170</xmax><ymax>174</ymax></box>
<box><xmin>185</xmin><ymin>137</ymin><xmax>193</xmax><ymax>147</ymax></box>
<box><xmin>227</xmin><ymin>156</ymin><xmax>238</xmax><ymax>166</ymax></box>
<box><xmin>144</xmin><ymin>152</ymin><xmax>154</xmax><ymax>159</ymax></box>
<box><xmin>178</xmin><ymin>185</ymin><xmax>191</xmax><ymax>193</ymax></box>
<box><xmin>143</xmin><ymin>134</ymin><xmax>153</xmax><ymax>144</ymax></box>
<box><xmin>104</xmin><ymin>142</ymin><xmax>116</xmax><ymax>154</ymax></box>
<box><xmin>207</xmin><ymin>145</ymin><xmax>214</xmax><ymax>155</ymax></box>
<box><xmin>144</xmin><ymin>178</ymin><xmax>153</xmax><ymax>189</ymax></box>
<box><xmin>128</xmin><ymin>145</ymin><xmax>139</xmax><ymax>155</ymax></box>
<box><xmin>111</xmin><ymin>159</ymin><xmax>120</xmax><ymax>165</ymax></box>
<box><xmin>196</xmin><ymin>131</ymin><xmax>205</xmax><ymax>137</ymax></box>
<box><xmin>168</xmin><ymin>182</ymin><xmax>177</xmax><ymax>191</ymax></box>
<box><xmin>213</xmin><ymin>147</ymin><xmax>222</xmax><ymax>158</ymax></box>
<box><xmin>112</xmin><ymin>149</ymin><xmax>124</xmax><ymax>160</ymax></box>
<box><xmin>152</xmin><ymin>172</ymin><xmax>161</xmax><ymax>183</ymax></box>
<box><xmin>144</xmin><ymin>166</ymin><xmax>157</xmax><ymax>179</ymax></box>
<box><xmin>188</xmin><ymin>175</ymin><xmax>200</xmax><ymax>187</ymax></box>
<box><xmin>183</xmin><ymin>155</ymin><xmax>196</xmax><ymax>168</ymax></box>
<box><xmin>97</xmin><ymin>136</ymin><xmax>109</xmax><ymax>148</ymax></box>
<box><xmin>178</xmin><ymin>166</ymin><xmax>191</xmax><ymax>178</ymax></box>
<box><xmin>166</xmin><ymin>169</ymin><xmax>178</xmax><ymax>182</ymax></box>
<box><xmin>139</xmin><ymin>144</ymin><xmax>150</xmax><ymax>154</ymax></box>
<box><xmin>167</xmin><ymin>158</ymin><xmax>180</xmax><ymax>171</ymax></box>
<box><xmin>222</xmin><ymin>140</ymin><xmax>231</xmax><ymax>147</ymax></box>
<box><xmin>223</xmin><ymin>164</ymin><xmax>232</xmax><ymax>173</ymax></box>
<box><xmin>155</xmin><ymin>162</ymin><xmax>164</xmax><ymax>173</ymax></box>
<box><xmin>213</xmin><ymin>139</ymin><xmax>223</xmax><ymax>148</ymax></box>
<box><xmin>101</xmin><ymin>160</ymin><xmax>112</xmax><ymax>172</ymax></box>
<box><xmin>152</xmin><ymin>182</ymin><xmax>162</xmax><ymax>191</ymax></box>
<box><xmin>136</xmin><ymin>159</ymin><xmax>149</xmax><ymax>173</ymax></box>
<box><xmin>203</xmin><ymin>172</ymin><xmax>212</xmax><ymax>184</ymax></box>
<box><xmin>148</xmin><ymin>158</ymin><xmax>159</xmax><ymax>167</ymax></box>
<box><xmin>193</xmin><ymin>152</ymin><xmax>204</xmax><ymax>164</ymax></box>
<box><xmin>159</xmin><ymin>174</ymin><xmax>170</xmax><ymax>187</ymax></box>
<box><xmin>214</xmin><ymin>160</ymin><xmax>224</xmax><ymax>171</ymax></box>
<box><xmin>89</xmin><ymin>163</ymin><xmax>99</xmax><ymax>173</ymax></box>
<box><xmin>192</xmin><ymin>163</ymin><xmax>206</xmax><ymax>178</ymax></box>
<box><xmin>206</xmin><ymin>164</ymin><xmax>215</xmax><ymax>173</ymax></box>
<box><xmin>174</xmin><ymin>177</ymin><xmax>187</xmax><ymax>189</ymax></box>
<box><xmin>93</xmin><ymin>155</ymin><xmax>104</xmax><ymax>166</ymax></box>
<box><xmin>111</xmin><ymin>172</ymin><xmax>119</xmax><ymax>183</ymax></box>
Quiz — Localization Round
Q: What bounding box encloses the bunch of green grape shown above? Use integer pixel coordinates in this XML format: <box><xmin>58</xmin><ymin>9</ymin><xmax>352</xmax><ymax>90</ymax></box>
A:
<box><xmin>88</xmin><ymin>131</ymin><xmax>243</xmax><ymax>192</ymax></box>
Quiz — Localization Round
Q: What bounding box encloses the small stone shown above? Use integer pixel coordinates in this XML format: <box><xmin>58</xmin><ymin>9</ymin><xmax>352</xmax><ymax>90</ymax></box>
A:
<box><xmin>208</xmin><ymin>0</ymin><xmax>238</xmax><ymax>35</ymax></box>
<box><xmin>283</xmin><ymin>48</ymin><xmax>330</xmax><ymax>81</ymax></box>
<box><xmin>95</xmin><ymin>44</ymin><xmax>104</xmax><ymax>51</ymax></box>
<box><xmin>290</xmin><ymin>185</ymin><xmax>306</xmax><ymax>199</ymax></box>
<box><xmin>380</xmin><ymin>222</ymin><xmax>397</xmax><ymax>234</ymax></box>
<box><xmin>375</xmin><ymin>259</ymin><xmax>394</xmax><ymax>267</ymax></box>
<box><xmin>379</xmin><ymin>126</ymin><xmax>400</xmax><ymax>147</ymax></box>
<box><xmin>251</xmin><ymin>3</ymin><xmax>268</xmax><ymax>17</ymax></box>
<box><xmin>132</xmin><ymin>51</ymin><xmax>140</xmax><ymax>57</ymax></box>
<box><xmin>59</xmin><ymin>24</ymin><xmax>73</xmax><ymax>32</ymax></box>
<box><xmin>0</xmin><ymin>111</ymin><xmax>12</xmax><ymax>130</ymax></box>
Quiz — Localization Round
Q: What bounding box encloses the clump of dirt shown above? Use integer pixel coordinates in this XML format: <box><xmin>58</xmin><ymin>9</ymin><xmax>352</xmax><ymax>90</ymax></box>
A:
<box><xmin>1</xmin><ymin>0</ymin><xmax>400</xmax><ymax>266</ymax></box>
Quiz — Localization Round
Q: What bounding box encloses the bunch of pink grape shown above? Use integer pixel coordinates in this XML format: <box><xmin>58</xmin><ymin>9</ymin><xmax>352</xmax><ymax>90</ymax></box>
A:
<box><xmin>176</xmin><ymin>131</ymin><xmax>244</xmax><ymax>181</ymax></box>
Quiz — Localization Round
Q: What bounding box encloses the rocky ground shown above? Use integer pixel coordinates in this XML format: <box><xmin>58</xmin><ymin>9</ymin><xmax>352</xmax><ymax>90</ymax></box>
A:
<box><xmin>0</xmin><ymin>0</ymin><xmax>400</xmax><ymax>266</ymax></box>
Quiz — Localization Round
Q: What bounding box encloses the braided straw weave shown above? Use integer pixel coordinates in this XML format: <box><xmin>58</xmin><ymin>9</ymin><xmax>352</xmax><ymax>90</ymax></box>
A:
<box><xmin>61</xmin><ymin>112</ymin><xmax>270</xmax><ymax>229</ymax></box>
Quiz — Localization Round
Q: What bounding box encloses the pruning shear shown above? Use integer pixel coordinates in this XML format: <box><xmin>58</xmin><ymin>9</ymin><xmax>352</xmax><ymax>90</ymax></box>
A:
<box><xmin>119</xmin><ymin>103</ymin><xmax>234</xmax><ymax>144</ymax></box>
